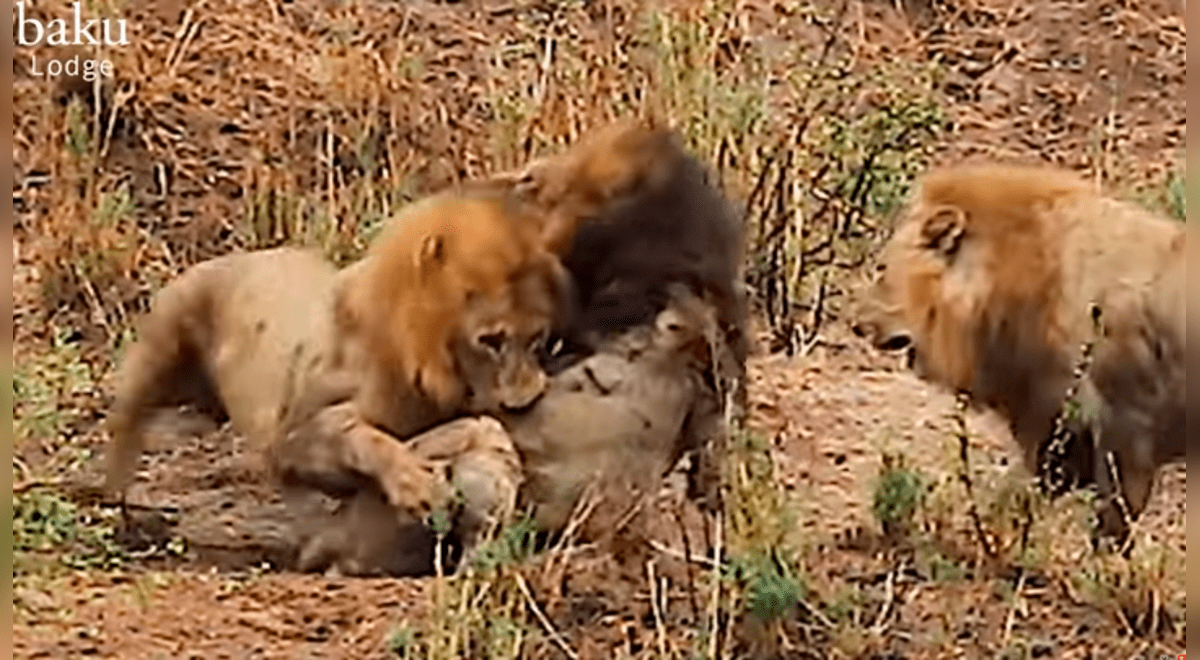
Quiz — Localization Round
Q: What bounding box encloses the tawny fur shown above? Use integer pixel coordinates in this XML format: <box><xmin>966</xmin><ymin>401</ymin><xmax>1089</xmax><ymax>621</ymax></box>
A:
<box><xmin>107</xmin><ymin>127</ymin><xmax>745</xmax><ymax>577</ymax></box>
<box><xmin>303</xmin><ymin>123</ymin><xmax>748</xmax><ymax>575</ymax></box>
<box><xmin>105</xmin><ymin>189</ymin><xmax>572</xmax><ymax>555</ymax></box>
<box><xmin>497</xmin><ymin>284</ymin><xmax>725</xmax><ymax>541</ymax></box>
<box><xmin>303</xmin><ymin>286</ymin><xmax>727</xmax><ymax>575</ymax></box>
<box><xmin>853</xmin><ymin>162</ymin><xmax>1187</xmax><ymax>542</ymax></box>
<box><xmin>295</xmin><ymin>416</ymin><xmax>523</xmax><ymax>577</ymax></box>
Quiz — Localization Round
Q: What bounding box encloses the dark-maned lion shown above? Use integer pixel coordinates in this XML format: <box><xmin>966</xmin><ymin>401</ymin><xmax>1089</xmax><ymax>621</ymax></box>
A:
<box><xmin>104</xmin><ymin>189</ymin><xmax>572</xmax><ymax>547</ymax></box>
<box><xmin>852</xmin><ymin>162</ymin><xmax>1187</xmax><ymax>543</ymax></box>
<box><xmin>506</xmin><ymin>119</ymin><xmax>748</xmax><ymax>421</ymax></box>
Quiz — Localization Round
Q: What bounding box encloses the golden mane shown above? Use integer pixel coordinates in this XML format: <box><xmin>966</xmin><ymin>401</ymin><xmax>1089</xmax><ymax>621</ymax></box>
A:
<box><xmin>337</xmin><ymin>190</ymin><xmax>567</xmax><ymax>407</ymax></box>
<box><xmin>890</xmin><ymin>163</ymin><xmax>1098</xmax><ymax>396</ymax></box>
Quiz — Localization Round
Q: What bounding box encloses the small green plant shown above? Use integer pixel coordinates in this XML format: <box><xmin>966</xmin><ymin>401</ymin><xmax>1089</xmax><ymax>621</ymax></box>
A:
<box><xmin>469</xmin><ymin>515</ymin><xmax>540</xmax><ymax>573</ymax></box>
<box><xmin>919</xmin><ymin>548</ymin><xmax>966</xmax><ymax>583</ymax></box>
<box><xmin>13</xmin><ymin>491</ymin><xmax>126</xmax><ymax>575</ymax></box>
<box><xmin>821</xmin><ymin>585</ymin><xmax>863</xmax><ymax>623</ymax></box>
<box><xmin>65</xmin><ymin>95</ymin><xmax>92</xmax><ymax>158</ymax></box>
<box><xmin>13</xmin><ymin>329</ymin><xmax>94</xmax><ymax>446</ymax></box>
<box><xmin>1131</xmin><ymin>166</ymin><xmax>1187</xmax><ymax>224</ymax></box>
<box><xmin>386</xmin><ymin>625</ymin><xmax>416</xmax><ymax>658</ymax></box>
<box><xmin>724</xmin><ymin>550</ymin><xmax>806</xmax><ymax>623</ymax></box>
<box><xmin>871</xmin><ymin>453</ymin><xmax>925</xmax><ymax>539</ymax></box>
<box><xmin>92</xmin><ymin>186</ymin><xmax>136</xmax><ymax>229</ymax></box>
<box><xmin>1165</xmin><ymin>169</ymin><xmax>1185</xmax><ymax>222</ymax></box>
<box><xmin>723</xmin><ymin>431</ymin><xmax>798</xmax><ymax>557</ymax></box>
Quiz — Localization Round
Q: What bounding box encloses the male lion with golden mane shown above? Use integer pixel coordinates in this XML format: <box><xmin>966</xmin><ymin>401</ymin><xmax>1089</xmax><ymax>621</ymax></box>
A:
<box><xmin>104</xmin><ymin>188</ymin><xmax>572</xmax><ymax>563</ymax></box>
<box><xmin>298</xmin><ymin>120</ymin><xmax>747</xmax><ymax>576</ymax></box>
<box><xmin>852</xmin><ymin>162</ymin><xmax>1186</xmax><ymax>544</ymax></box>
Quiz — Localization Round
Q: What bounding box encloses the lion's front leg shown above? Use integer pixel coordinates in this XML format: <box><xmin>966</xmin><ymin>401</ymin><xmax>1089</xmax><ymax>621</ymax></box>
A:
<box><xmin>278</xmin><ymin>414</ymin><xmax>521</xmax><ymax>577</ymax></box>
<box><xmin>271</xmin><ymin>400</ymin><xmax>447</xmax><ymax>520</ymax></box>
<box><xmin>405</xmin><ymin>417</ymin><xmax>523</xmax><ymax>575</ymax></box>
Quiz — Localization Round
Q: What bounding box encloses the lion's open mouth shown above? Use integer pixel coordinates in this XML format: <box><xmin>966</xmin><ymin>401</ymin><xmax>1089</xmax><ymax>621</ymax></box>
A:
<box><xmin>877</xmin><ymin>333</ymin><xmax>912</xmax><ymax>352</ymax></box>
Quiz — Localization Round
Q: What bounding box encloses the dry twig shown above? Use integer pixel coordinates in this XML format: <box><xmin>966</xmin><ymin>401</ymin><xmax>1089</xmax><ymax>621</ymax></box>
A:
<box><xmin>954</xmin><ymin>391</ymin><xmax>997</xmax><ymax>559</ymax></box>
<box><xmin>515</xmin><ymin>572</ymin><xmax>579</xmax><ymax>660</ymax></box>
<box><xmin>1001</xmin><ymin>569</ymin><xmax>1027</xmax><ymax>645</ymax></box>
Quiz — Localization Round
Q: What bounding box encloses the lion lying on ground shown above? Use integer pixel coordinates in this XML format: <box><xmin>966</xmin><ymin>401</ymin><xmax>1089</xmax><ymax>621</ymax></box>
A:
<box><xmin>108</xmin><ymin>120</ymin><xmax>745</xmax><ymax>575</ymax></box>
<box><xmin>299</xmin><ymin>121</ymin><xmax>747</xmax><ymax>575</ymax></box>
<box><xmin>852</xmin><ymin>162</ymin><xmax>1187</xmax><ymax>543</ymax></box>
<box><xmin>300</xmin><ymin>285</ymin><xmax>724</xmax><ymax>575</ymax></box>
<box><xmin>104</xmin><ymin>188</ymin><xmax>572</xmax><ymax>563</ymax></box>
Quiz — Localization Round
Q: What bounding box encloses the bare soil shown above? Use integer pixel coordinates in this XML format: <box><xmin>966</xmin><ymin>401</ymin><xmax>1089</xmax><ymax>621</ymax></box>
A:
<box><xmin>13</xmin><ymin>341</ymin><xmax>1186</xmax><ymax>659</ymax></box>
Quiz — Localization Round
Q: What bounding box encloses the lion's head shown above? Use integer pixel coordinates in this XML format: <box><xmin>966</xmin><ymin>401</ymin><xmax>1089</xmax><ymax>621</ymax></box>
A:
<box><xmin>338</xmin><ymin>190</ymin><xmax>573</xmax><ymax>414</ymax></box>
<box><xmin>508</xmin><ymin>117</ymin><xmax>687</xmax><ymax>254</ymax></box>
<box><xmin>852</xmin><ymin>164</ymin><xmax>1090</xmax><ymax>397</ymax></box>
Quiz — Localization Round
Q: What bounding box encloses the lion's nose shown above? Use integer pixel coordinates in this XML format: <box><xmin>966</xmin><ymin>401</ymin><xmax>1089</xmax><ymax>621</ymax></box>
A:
<box><xmin>501</xmin><ymin>370</ymin><xmax>547</xmax><ymax>412</ymax></box>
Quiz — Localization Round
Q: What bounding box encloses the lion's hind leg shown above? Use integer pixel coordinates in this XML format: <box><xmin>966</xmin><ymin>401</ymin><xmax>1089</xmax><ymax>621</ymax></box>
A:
<box><xmin>104</xmin><ymin>268</ymin><xmax>224</xmax><ymax>502</ymax></box>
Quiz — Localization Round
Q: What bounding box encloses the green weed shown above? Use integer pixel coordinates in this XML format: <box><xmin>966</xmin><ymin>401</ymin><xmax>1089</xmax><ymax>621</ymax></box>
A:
<box><xmin>13</xmin><ymin>329</ymin><xmax>94</xmax><ymax>447</ymax></box>
<box><xmin>871</xmin><ymin>453</ymin><xmax>925</xmax><ymax>539</ymax></box>
<box><xmin>724</xmin><ymin>549</ymin><xmax>806</xmax><ymax>623</ymax></box>
<box><xmin>13</xmin><ymin>490</ymin><xmax>125</xmax><ymax>576</ymax></box>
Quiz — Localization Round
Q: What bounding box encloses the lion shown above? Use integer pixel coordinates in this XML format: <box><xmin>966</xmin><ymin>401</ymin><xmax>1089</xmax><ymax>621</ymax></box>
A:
<box><xmin>298</xmin><ymin>285</ymin><xmax>726</xmax><ymax>576</ymax></box>
<box><xmin>851</xmin><ymin>162</ymin><xmax>1187</xmax><ymax>543</ymax></box>
<box><xmin>503</xmin><ymin>118</ymin><xmax>749</xmax><ymax>421</ymax></box>
<box><xmin>293</xmin><ymin>123</ymin><xmax>747</xmax><ymax>576</ymax></box>
<box><xmin>104</xmin><ymin>188</ymin><xmax>572</xmax><ymax>559</ymax></box>
<box><xmin>497</xmin><ymin>283</ymin><xmax>724</xmax><ymax>540</ymax></box>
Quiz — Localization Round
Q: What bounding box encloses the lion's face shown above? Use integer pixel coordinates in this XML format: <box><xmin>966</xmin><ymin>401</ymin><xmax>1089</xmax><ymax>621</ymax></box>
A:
<box><xmin>452</xmin><ymin>264</ymin><xmax>564</xmax><ymax>413</ymax></box>
<box><xmin>852</xmin><ymin>263</ymin><xmax>917</xmax><ymax>355</ymax></box>
<box><xmin>852</xmin><ymin>204</ymin><xmax>982</xmax><ymax>390</ymax></box>
<box><xmin>344</xmin><ymin>193</ymin><xmax>573</xmax><ymax>414</ymax></box>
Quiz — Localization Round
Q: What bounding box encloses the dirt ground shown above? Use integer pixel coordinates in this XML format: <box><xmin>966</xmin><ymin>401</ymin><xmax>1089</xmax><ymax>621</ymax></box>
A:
<box><xmin>11</xmin><ymin>0</ymin><xmax>1186</xmax><ymax>657</ymax></box>
<box><xmin>13</xmin><ymin>337</ymin><xmax>1187</xmax><ymax>658</ymax></box>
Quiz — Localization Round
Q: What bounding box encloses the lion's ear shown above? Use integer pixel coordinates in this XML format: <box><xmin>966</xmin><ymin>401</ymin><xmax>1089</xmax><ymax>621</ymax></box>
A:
<box><xmin>416</xmin><ymin>234</ymin><xmax>447</xmax><ymax>277</ymax></box>
<box><xmin>920</xmin><ymin>207</ymin><xmax>966</xmax><ymax>257</ymax></box>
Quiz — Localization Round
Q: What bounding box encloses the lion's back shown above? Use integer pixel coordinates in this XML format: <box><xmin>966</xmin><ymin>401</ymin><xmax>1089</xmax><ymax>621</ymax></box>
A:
<box><xmin>199</xmin><ymin>248</ymin><xmax>342</xmax><ymax>441</ymax></box>
<box><xmin>1053</xmin><ymin>192</ymin><xmax>1184</xmax><ymax>334</ymax></box>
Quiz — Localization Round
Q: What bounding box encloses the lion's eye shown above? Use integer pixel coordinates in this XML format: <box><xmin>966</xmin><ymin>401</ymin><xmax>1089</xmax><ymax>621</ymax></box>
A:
<box><xmin>477</xmin><ymin>331</ymin><xmax>506</xmax><ymax>354</ymax></box>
